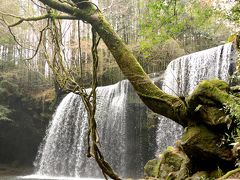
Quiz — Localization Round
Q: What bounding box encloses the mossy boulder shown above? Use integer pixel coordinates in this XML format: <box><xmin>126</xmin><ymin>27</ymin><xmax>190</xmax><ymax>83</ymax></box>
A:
<box><xmin>180</xmin><ymin>125</ymin><xmax>234</xmax><ymax>170</ymax></box>
<box><xmin>187</xmin><ymin>79</ymin><xmax>230</xmax><ymax>107</ymax></box>
<box><xmin>185</xmin><ymin>169</ymin><xmax>223</xmax><ymax>180</ymax></box>
<box><xmin>144</xmin><ymin>158</ymin><xmax>161</xmax><ymax>178</ymax></box>
<box><xmin>207</xmin><ymin>79</ymin><xmax>230</xmax><ymax>92</ymax></box>
<box><xmin>186</xmin><ymin>79</ymin><xmax>240</xmax><ymax>128</ymax></box>
<box><xmin>144</xmin><ymin>124</ymin><xmax>232</xmax><ymax>179</ymax></box>
<box><xmin>198</xmin><ymin>106</ymin><xmax>231</xmax><ymax>126</ymax></box>
<box><xmin>144</xmin><ymin>147</ymin><xmax>190</xmax><ymax>179</ymax></box>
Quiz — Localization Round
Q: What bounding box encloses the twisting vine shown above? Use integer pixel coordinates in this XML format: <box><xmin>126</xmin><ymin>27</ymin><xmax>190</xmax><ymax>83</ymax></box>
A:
<box><xmin>87</xmin><ymin>27</ymin><xmax>121</xmax><ymax>180</ymax></box>
<box><xmin>45</xmin><ymin>16</ymin><xmax>121</xmax><ymax>180</ymax></box>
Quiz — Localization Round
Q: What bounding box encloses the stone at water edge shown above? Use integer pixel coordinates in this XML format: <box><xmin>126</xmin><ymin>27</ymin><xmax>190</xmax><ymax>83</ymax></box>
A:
<box><xmin>144</xmin><ymin>158</ymin><xmax>161</xmax><ymax>178</ymax></box>
<box><xmin>144</xmin><ymin>147</ymin><xmax>190</xmax><ymax>179</ymax></box>
<box><xmin>180</xmin><ymin>125</ymin><xmax>234</xmax><ymax>165</ymax></box>
<box><xmin>144</xmin><ymin>124</ymin><xmax>235</xmax><ymax>179</ymax></box>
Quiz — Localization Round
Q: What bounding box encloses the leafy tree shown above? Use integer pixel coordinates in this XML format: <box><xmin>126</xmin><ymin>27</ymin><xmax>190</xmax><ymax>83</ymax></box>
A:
<box><xmin>140</xmin><ymin>0</ymin><xmax>234</xmax><ymax>56</ymax></box>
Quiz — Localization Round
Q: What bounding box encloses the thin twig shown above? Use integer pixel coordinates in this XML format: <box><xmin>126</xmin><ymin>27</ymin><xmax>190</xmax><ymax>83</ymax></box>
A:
<box><xmin>31</xmin><ymin>0</ymin><xmax>48</xmax><ymax>9</ymax></box>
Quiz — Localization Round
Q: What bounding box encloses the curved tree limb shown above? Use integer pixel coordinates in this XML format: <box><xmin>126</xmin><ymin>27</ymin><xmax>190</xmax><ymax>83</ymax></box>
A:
<box><xmin>37</xmin><ymin>0</ymin><xmax>189</xmax><ymax>126</ymax></box>
<box><xmin>218</xmin><ymin>167</ymin><xmax>240</xmax><ymax>179</ymax></box>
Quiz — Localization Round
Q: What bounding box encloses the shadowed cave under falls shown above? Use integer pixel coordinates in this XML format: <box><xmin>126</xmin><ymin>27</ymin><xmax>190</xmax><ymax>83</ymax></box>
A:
<box><xmin>33</xmin><ymin>42</ymin><xmax>236</xmax><ymax>179</ymax></box>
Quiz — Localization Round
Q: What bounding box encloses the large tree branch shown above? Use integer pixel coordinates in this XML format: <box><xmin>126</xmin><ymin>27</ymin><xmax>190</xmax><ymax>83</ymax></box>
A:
<box><xmin>37</xmin><ymin>0</ymin><xmax>188</xmax><ymax>126</ymax></box>
<box><xmin>91</xmin><ymin>15</ymin><xmax>189</xmax><ymax>126</ymax></box>
<box><xmin>38</xmin><ymin>0</ymin><xmax>96</xmax><ymax>22</ymax></box>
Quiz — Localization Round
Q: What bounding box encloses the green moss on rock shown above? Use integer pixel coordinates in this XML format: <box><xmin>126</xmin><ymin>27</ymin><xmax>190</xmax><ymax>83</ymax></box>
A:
<box><xmin>180</xmin><ymin>125</ymin><xmax>234</xmax><ymax>167</ymax></box>
<box><xmin>186</xmin><ymin>79</ymin><xmax>240</xmax><ymax>127</ymax></box>
<box><xmin>144</xmin><ymin>158</ymin><xmax>161</xmax><ymax>178</ymax></box>
<box><xmin>199</xmin><ymin>106</ymin><xmax>231</xmax><ymax>126</ymax></box>
<box><xmin>144</xmin><ymin>147</ymin><xmax>190</xmax><ymax>179</ymax></box>
<box><xmin>207</xmin><ymin>79</ymin><xmax>230</xmax><ymax>92</ymax></box>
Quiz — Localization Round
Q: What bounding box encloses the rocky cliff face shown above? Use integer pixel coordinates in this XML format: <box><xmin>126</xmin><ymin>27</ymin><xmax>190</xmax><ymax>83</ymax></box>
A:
<box><xmin>0</xmin><ymin>77</ymin><xmax>54</xmax><ymax>166</ymax></box>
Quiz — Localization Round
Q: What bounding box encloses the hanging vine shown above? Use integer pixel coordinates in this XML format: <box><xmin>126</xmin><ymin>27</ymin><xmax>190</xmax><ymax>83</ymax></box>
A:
<box><xmin>44</xmin><ymin>15</ymin><xmax>121</xmax><ymax>180</ymax></box>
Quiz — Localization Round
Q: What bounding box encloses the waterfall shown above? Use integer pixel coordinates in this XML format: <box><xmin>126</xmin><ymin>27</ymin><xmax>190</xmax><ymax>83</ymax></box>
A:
<box><xmin>34</xmin><ymin>78</ymin><xmax>182</xmax><ymax>178</ymax></box>
<box><xmin>34</xmin><ymin>80</ymin><xmax>129</xmax><ymax>178</ymax></box>
<box><xmin>162</xmin><ymin>43</ymin><xmax>236</xmax><ymax>96</ymax></box>
<box><xmin>156</xmin><ymin>43</ymin><xmax>237</xmax><ymax>153</ymax></box>
<box><xmin>156</xmin><ymin>117</ymin><xmax>183</xmax><ymax>154</ymax></box>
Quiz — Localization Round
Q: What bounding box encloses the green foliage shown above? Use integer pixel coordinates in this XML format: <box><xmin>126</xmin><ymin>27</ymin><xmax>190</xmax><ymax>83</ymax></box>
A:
<box><xmin>140</xmin><ymin>0</ymin><xmax>185</xmax><ymax>51</ymax></box>
<box><xmin>229</xmin><ymin>2</ymin><xmax>240</xmax><ymax>23</ymax></box>
<box><xmin>221</xmin><ymin>100</ymin><xmax>240</xmax><ymax>167</ymax></box>
<box><xmin>221</xmin><ymin>100</ymin><xmax>240</xmax><ymax>145</ymax></box>
<box><xmin>140</xmin><ymin>0</ymin><xmax>231</xmax><ymax>56</ymax></box>
<box><xmin>0</xmin><ymin>79</ymin><xmax>19</xmax><ymax>94</ymax></box>
<box><xmin>0</xmin><ymin>61</ymin><xmax>15</xmax><ymax>72</ymax></box>
<box><xmin>224</xmin><ymin>102</ymin><xmax>240</xmax><ymax>123</ymax></box>
<box><xmin>0</xmin><ymin>105</ymin><xmax>12</xmax><ymax>122</ymax></box>
<box><xmin>132</xmin><ymin>38</ymin><xmax>185</xmax><ymax>72</ymax></box>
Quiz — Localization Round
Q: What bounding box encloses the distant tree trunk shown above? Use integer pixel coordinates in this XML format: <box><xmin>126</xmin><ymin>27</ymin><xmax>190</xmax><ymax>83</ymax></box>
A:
<box><xmin>77</xmin><ymin>20</ymin><xmax>83</xmax><ymax>77</ymax></box>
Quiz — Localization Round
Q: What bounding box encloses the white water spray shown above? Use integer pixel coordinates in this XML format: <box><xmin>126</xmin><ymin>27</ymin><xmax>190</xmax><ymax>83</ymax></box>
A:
<box><xmin>162</xmin><ymin>43</ymin><xmax>235</xmax><ymax>96</ymax></box>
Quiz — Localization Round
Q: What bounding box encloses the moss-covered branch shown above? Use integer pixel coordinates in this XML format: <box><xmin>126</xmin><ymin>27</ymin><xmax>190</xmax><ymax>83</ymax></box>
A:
<box><xmin>186</xmin><ymin>79</ymin><xmax>240</xmax><ymax>126</ymax></box>
<box><xmin>91</xmin><ymin>14</ymin><xmax>189</xmax><ymax>125</ymax></box>
<box><xmin>38</xmin><ymin>0</ymin><xmax>96</xmax><ymax>22</ymax></box>
<box><xmin>37</xmin><ymin>0</ymin><xmax>188</xmax><ymax>126</ymax></box>
<box><xmin>219</xmin><ymin>167</ymin><xmax>240</xmax><ymax>179</ymax></box>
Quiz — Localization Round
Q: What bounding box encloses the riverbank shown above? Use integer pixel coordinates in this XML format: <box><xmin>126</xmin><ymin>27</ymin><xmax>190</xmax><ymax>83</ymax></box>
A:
<box><xmin>0</xmin><ymin>164</ymin><xmax>34</xmax><ymax>176</ymax></box>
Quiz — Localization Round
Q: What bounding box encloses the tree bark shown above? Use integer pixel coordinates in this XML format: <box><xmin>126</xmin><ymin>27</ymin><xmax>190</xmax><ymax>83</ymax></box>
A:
<box><xmin>38</xmin><ymin>0</ymin><xmax>188</xmax><ymax>126</ymax></box>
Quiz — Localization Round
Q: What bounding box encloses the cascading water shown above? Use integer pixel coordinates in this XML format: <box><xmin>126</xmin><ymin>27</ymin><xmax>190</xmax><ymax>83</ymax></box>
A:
<box><xmin>155</xmin><ymin>117</ymin><xmax>183</xmax><ymax>154</ymax></box>
<box><xmin>34</xmin><ymin>78</ymin><xmax>182</xmax><ymax>179</ymax></box>
<box><xmin>34</xmin><ymin>80</ymin><xmax>129</xmax><ymax>178</ymax></box>
<box><xmin>162</xmin><ymin>43</ymin><xmax>236</xmax><ymax>96</ymax></box>
<box><xmin>156</xmin><ymin>42</ymin><xmax>236</xmax><ymax>153</ymax></box>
